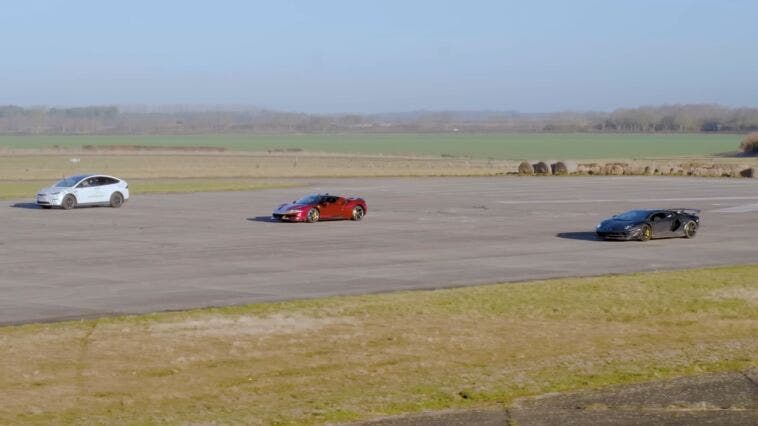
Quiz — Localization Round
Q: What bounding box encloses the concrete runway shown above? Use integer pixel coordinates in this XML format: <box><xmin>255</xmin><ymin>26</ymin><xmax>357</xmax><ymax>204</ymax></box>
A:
<box><xmin>1</xmin><ymin>176</ymin><xmax>757</xmax><ymax>325</ymax></box>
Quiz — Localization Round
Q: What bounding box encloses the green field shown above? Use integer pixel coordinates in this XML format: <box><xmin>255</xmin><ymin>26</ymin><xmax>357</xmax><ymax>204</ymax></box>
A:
<box><xmin>0</xmin><ymin>133</ymin><xmax>742</xmax><ymax>159</ymax></box>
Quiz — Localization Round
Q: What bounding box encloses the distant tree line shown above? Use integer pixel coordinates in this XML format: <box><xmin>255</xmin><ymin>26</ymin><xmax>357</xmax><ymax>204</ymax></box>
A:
<box><xmin>0</xmin><ymin>104</ymin><xmax>757</xmax><ymax>135</ymax></box>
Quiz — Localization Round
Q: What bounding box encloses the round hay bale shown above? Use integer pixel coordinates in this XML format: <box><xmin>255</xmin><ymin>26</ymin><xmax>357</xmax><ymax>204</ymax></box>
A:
<box><xmin>578</xmin><ymin>163</ymin><xmax>601</xmax><ymax>175</ymax></box>
<box><xmin>740</xmin><ymin>132</ymin><xmax>758</xmax><ymax>155</ymax></box>
<box><xmin>518</xmin><ymin>161</ymin><xmax>534</xmax><ymax>175</ymax></box>
<box><xmin>606</xmin><ymin>164</ymin><xmax>625</xmax><ymax>175</ymax></box>
<box><xmin>551</xmin><ymin>161</ymin><xmax>568</xmax><ymax>175</ymax></box>
<box><xmin>532</xmin><ymin>162</ymin><xmax>550</xmax><ymax>175</ymax></box>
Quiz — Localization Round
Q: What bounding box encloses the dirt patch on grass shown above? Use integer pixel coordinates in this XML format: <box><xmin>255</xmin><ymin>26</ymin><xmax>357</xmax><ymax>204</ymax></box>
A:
<box><xmin>709</xmin><ymin>288</ymin><xmax>758</xmax><ymax>305</ymax></box>
<box><xmin>148</xmin><ymin>313</ymin><xmax>348</xmax><ymax>337</ymax></box>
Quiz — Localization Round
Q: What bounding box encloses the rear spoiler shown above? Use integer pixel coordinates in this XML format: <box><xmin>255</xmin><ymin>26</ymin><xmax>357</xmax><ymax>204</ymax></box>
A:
<box><xmin>671</xmin><ymin>208</ymin><xmax>701</xmax><ymax>215</ymax></box>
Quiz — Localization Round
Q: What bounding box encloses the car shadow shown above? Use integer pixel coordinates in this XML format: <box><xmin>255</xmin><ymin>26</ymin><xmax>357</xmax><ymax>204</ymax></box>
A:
<box><xmin>555</xmin><ymin>231</ymin><xmax>603</xmax><ymax>241</ymax></box>
<box><xmin>247</xmin><ymin>216</ymin><xmax>280</xmax><ymax>223</ymax></box>
<box><xmin>10</xmin><ymin>202</ymin><xmax>43</xmax><ymax>209</ymax></box>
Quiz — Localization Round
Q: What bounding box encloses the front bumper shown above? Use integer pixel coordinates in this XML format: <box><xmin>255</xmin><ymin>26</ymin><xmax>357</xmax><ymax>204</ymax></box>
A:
<box><xmin>36</xmin><ymin>195</ymin><xmax>62</xmax><ymax>206</ymax></box>
<box><xmin>272</xmin><ymin>211</ymin><xmax>306</xmax><ymax>222</ymax></box>
<box><xmin>596</xmin><ymin>228</ymin><xmax>642</xmax><ymax>241</ymax></box>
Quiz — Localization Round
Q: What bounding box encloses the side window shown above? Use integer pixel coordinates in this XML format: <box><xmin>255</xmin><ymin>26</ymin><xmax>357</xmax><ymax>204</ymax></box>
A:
<box><xmin>77</xmin><ymin>178</ymin><xmax>93</xmax><ymax>188</ymax></box>
<box><xmin>101</xmin><ymin>177</ymin><xmax>118</xmax><ymax>185</ymax></box>
<box><xmin>650</xmin><ymin>212</ymin><xmax>666</xmax><ymax>222</ymax></box>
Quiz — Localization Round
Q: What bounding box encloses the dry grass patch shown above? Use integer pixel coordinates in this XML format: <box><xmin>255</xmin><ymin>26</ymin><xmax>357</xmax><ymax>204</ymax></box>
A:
<box><xmin>0</xmin><ymin>152</ymin><xmax>513</xmax><ymax>182</ymax></box>
<box><xmin>0</xmin><ymin>266</ymin><xmax>757</xmax><ymax>424</ymax></box>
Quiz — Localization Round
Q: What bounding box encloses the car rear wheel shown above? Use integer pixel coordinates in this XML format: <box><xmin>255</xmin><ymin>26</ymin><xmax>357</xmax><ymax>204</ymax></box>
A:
<box><xmin>109</xmin><ymin>192</ymin><xmax>124</xmax><ymax>208</ymax></box>
<box><xmin>639</xmin><ymin>225</ymin><xmax>652</xmax><ymax>242</ymax></box>
<box><xmin>306</xmin><ymin>208</ymin><xmax>319</xmax><ymax>223</ymax></box>
<box><xmin>61</xmin><ymin>195</ymin><xmax>76</xmax><ymax>210</ymax></box>
<box><xmin>683</xmin><ymin>221</ymin><xmax>697</xmax><ymax>238</ymax></box>
<box><xmin>351</xmin><ymin>206</ymin><xmax>365</xmax><ymax>221</ymax></box>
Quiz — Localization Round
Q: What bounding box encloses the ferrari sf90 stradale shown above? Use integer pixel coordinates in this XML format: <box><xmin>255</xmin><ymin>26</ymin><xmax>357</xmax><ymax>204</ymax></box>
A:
<box><xmin>272</xmin><ymin>194</ymin><xmax>367</xmax><ymax>223</ymax></box>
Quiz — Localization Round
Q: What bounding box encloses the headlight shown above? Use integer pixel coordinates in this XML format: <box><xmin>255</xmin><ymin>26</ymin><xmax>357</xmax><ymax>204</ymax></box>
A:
<box><xmin>285</xmin><ymin>209</ymin><xmax>302</xmax><ymax>215</ymax></box>
<box><xmin>596</xmin><ymin>224</ymin><xmax>602</xmax><ymax>229</ymax></box>
<box><xmin>624</xmin><ymin>224</ymin><xmax>634</xmax><ymax>230</ymax></box>
<box><xmin>50</xmin><ymin>192</ymin><xmax>60</xmax><ymax>195</ymax></box>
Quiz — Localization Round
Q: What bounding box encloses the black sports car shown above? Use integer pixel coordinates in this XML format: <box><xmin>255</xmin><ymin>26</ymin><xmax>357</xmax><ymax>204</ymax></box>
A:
<box><xmin>596</xmin><ymin>209</ymin><xmax>700</xmax><ymax>241</ymax></box>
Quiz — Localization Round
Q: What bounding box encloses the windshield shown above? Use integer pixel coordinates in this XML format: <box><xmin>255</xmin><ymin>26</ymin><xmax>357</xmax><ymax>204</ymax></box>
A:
<box><xmin>54</xmin><ymin>175</ymin><xmax>88</xmax><ymax>188</ymax></box>
<box><xmin>614</xmin><ymin>210</ymin><xmax>651</xmax><ymax>221</ymax></box>
<box><xmin>295</xmin><ymin>194</ymin><xmax>322</xmax><ymax>205</ymax></box>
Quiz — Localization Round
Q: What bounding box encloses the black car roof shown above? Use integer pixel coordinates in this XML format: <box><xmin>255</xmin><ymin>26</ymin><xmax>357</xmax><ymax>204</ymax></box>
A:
<box><xmin>621</xmin><ymin>209</ymin><xmax>699</xmax><ymax>216</ymax></box>
<box><xmin>622</xmin><ymin>209</ymin><xmax>657</xmax><ymax>214</ymax></box>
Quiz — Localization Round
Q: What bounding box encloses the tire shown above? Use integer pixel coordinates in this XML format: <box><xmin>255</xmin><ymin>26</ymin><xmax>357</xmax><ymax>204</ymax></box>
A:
<box><xmin>61</xmin><ymin>194</ymin><xmax>76</xmax><ymax>210</ymax></box>
<box><xmin>109</xmin><ymin>192</ymin><xmax>124</xmax><ymax>208</ymax></box>
<box><xmin>683</xmin><ymin>221</ymin><xmax>698</xmax><ymax>238</ymax></box>
<box><xmin>639</xmin><ymin>225</ymin><xmax>652</xmax><ymax>242</ymax></box>
<box><xmin>306</xmin><ymin>208</ymin><xmax>320</xmax><ymax>223</ymax></box>
<box><xmin>351</xmin><ymin>205</ymin><xmax>365</xmax><ymax>221</ymax></box>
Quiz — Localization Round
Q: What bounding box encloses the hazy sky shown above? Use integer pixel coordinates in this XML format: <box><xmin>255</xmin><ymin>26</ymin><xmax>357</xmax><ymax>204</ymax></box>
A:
<box><xmin>1</xmin><ymin>0</ymin><xmax>757</xmax><ymax>113</ymax></box>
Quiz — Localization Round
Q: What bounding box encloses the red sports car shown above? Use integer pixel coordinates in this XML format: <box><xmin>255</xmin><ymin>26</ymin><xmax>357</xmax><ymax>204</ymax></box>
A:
<box><xmin>272</xmin><ymin>193</ymin><xmax>367</xmax><ymax>223</ymax></box>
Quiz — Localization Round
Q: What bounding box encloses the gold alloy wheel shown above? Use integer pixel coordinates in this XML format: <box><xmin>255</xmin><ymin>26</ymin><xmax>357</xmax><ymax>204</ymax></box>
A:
<box><xmin>684</xmin><ymin>221</ymin><xmax>697</xmax><ymax>238</ymax></box>
<box><xmin>641</xmin><ymin>225</ymin><xmax>652</xmax><ymax>241</ymax></box>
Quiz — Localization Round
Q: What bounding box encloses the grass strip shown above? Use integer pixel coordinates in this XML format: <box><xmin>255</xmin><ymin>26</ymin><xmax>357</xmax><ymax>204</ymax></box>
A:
<box><xmin>0</xmin><ymin>265</ymin><xmax>756</xmax><ymax>424</ymax></box>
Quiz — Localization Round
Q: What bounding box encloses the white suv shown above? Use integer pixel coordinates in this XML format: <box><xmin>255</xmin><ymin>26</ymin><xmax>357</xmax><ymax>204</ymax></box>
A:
<box><xmin>36</xmin><ymin>174</ymin><xmax>130</xmax><ymax>209</ymax></box>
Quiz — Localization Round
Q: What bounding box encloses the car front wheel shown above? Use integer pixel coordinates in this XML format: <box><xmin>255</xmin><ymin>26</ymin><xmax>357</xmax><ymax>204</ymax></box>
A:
<box><xmin>110</xmin><ymin>192</ymin><xmax>124</xmax><ymax>208</ymax></box>
<box><xmin>639</xmin><ymin>225</ymin><xmax>652</xmax><ymax>242</ymax></box>
<box><xmin>306</xmin><ymin>208</ymin><xmax>319</xmax><ymax>223</ymax></box>
<box><xmin>351</xmin><ymin>206</ymin><xmax>365</xmax><ymax>221</ymax></box>
<box><xmin>61</xmin><ymin>195</ymin><xmax>76</xmax><ymax>210</ymax></box>
<box><xmin>683</xmin><ymin>221</ymin><xmax>697</xmax><ymax>238</ymax></box>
